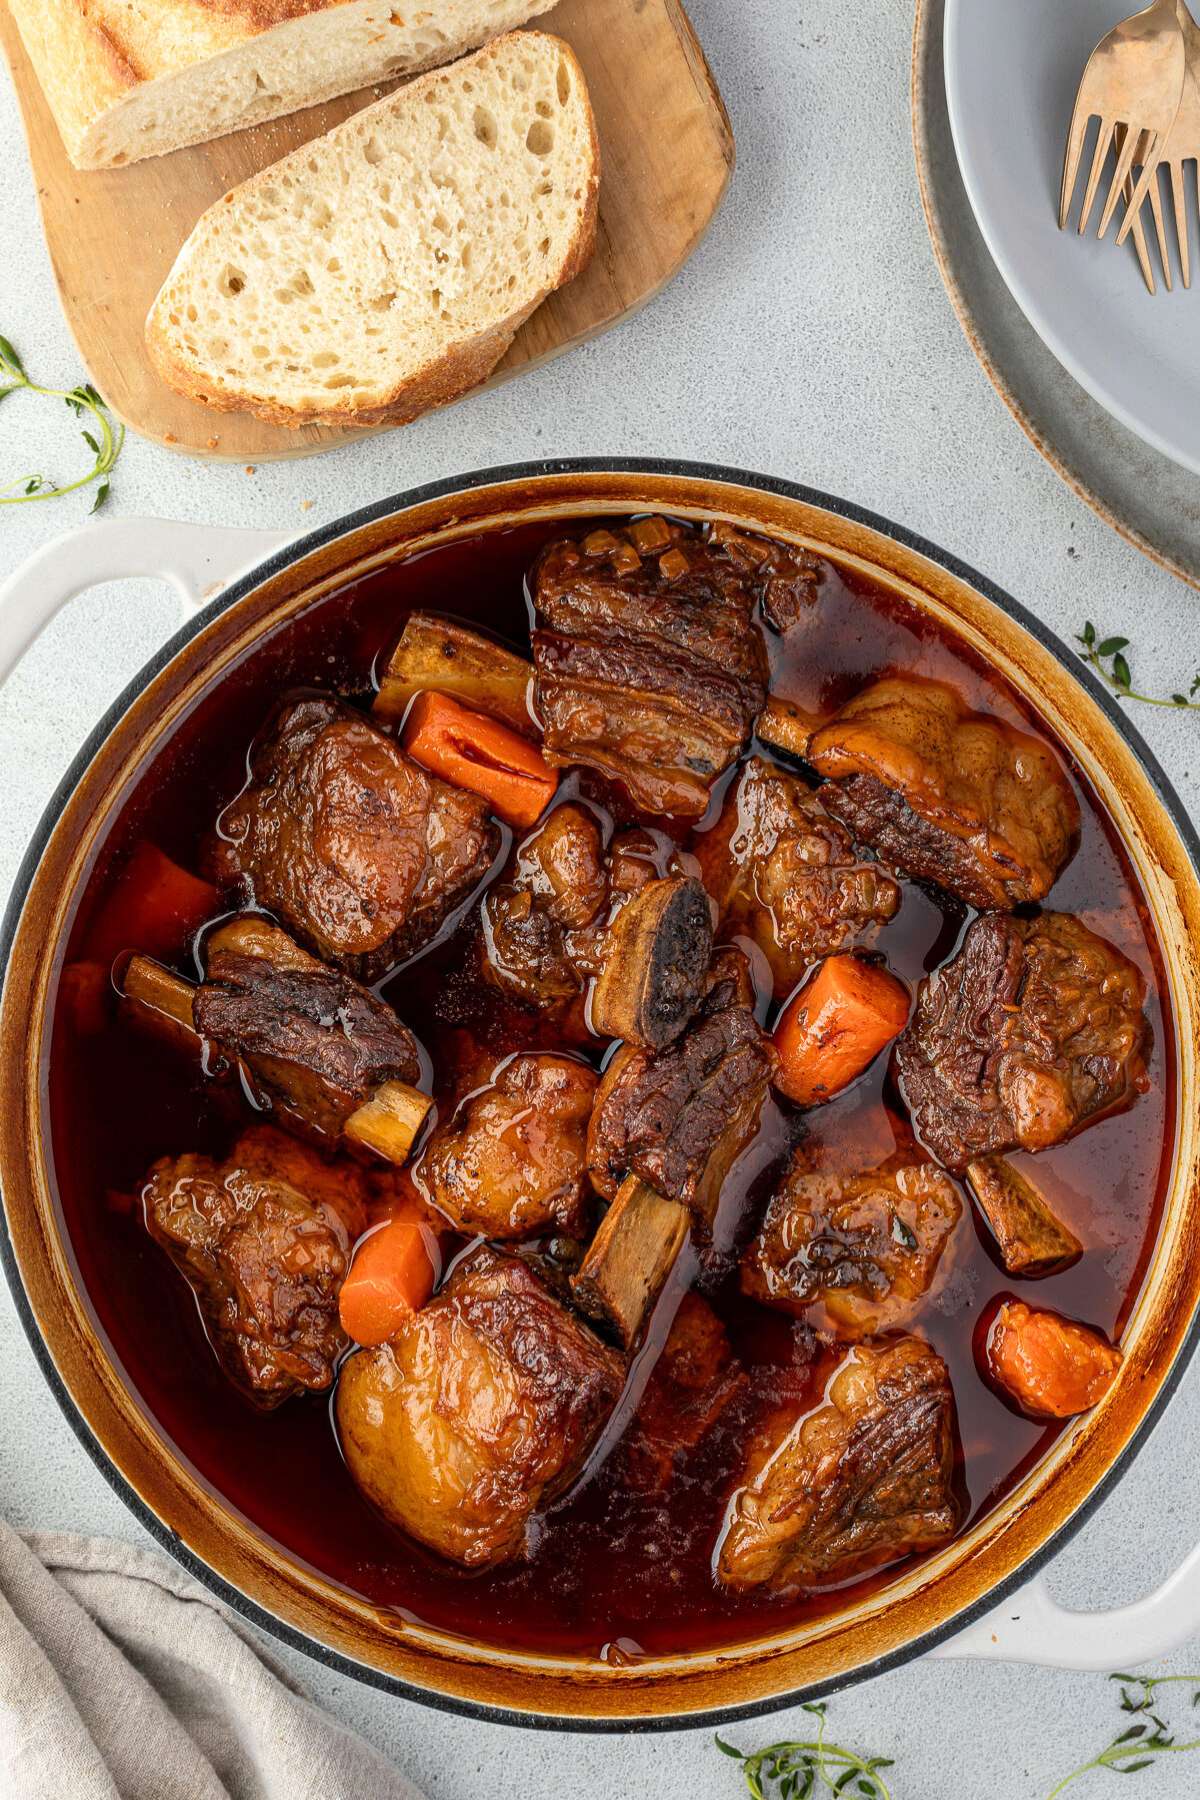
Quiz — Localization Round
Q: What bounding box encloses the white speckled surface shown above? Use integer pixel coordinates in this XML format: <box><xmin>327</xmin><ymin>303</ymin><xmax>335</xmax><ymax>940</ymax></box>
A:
<box><xmin>3</xmin><ymin>3</ymin><xmax>1200</xmax><ymax>1795</ymax></box>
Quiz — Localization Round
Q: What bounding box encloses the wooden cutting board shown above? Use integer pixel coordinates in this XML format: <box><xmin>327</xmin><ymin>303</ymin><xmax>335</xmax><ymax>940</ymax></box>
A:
<box><xmin>0</xmin><ymin>0</ymin><xmax>732</xmax><ymax>462</ymax></box>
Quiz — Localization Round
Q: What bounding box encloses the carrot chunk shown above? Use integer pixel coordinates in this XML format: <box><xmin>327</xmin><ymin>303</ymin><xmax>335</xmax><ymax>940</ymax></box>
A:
<box><xmin>986</xmin><ymin>1300</ymin><xmax>1122</xmax><ymax>1419</ymax></box>
<box><xmin>771</xmin><ymin>954</ymin><xmax>910</xmax><ymax>1106</ymax></box>
<box><xmin>85</xmin><ymin>842</ymin><xmax>220</xmax><ymax>968</ymax></box>
<box><xmin>338</xmin><ymin>1192</ymin><xmax>443</xmax><ymax>1346</ymax></box>
<box><xmin>402</xmin><ymin>690</ymin><xmax>557</xmax><ymax>828</ymax></box>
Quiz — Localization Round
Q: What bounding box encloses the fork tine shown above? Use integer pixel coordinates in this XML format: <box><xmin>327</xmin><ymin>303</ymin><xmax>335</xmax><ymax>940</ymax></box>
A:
<box><xmin>1170</xmin><ymin>157</ymin><xmax>1191</xmax><ymax>287</ymax></box>
<box><xmin>1117</xmin><ymin>127</ymin><xmax>1158</xmax><ymax>293</ymax></box>
<box><xmin>1127</xmin><ymin>193</ymin><xmax>1158</xmax><ymax>294</ymax></box>
<box><xmin>1117</xmin><ymin>144</ymin><xmax>1166</xmax><ymax>245</ymax></box>
<box><xmin>1129</xmin><ymin>211</ymin><xmax>1158</xmax><ymax>295</ymax></box>
<box><xmin>1098</xmin><ymin>125</ymin><xmax>1142</xmax><ymax>236</ymax></box>
<box><xmin>1145</xmin><ymin>158</ymin><xmax>1173</xmax><ymax>291</ymax></box>
<box><xmin>1060</xmin><ymin>102</ymin><xmax>1095</xmax><ymax>227</ymax></box>
<box><xmin>1078</xmin><ymin>117</ymin><xmax>1116</xmax><ymax>234</ymax></box>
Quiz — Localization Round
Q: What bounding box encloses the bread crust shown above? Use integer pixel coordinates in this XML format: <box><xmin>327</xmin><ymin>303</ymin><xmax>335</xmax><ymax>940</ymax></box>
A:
<box><xmin>188</xmin><ymin>0</ymin><xmax>354</xmax><ymax>26</ymax></box>
<box><xmin>9</xmin><ymin>0</ymin><xmax>556</xmax><ymax>168</ymax></box>
<box><xmin>7</xmin><ymin>0</ymin><xmax>137</xmax><ymax>161</ymax></box>
<box><xmin>144</xmin><ymin>34</ymin><xmax>601</xmax><ymax>430</ymax></box>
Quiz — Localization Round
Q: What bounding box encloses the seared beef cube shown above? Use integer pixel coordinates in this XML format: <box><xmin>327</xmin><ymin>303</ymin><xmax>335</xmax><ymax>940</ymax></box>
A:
<box><xmin>695</xmin><ymin>756</ymin><xmax>901</xmax><ymax>998</ymax></box>
<box><xmin>195</xmin><ymin>916</ymin><xmax>422</xmax><ymax>1138</ymax></box>
<box><xmin>741</xmin><ymin>1156</ymin><xmax>961</xmax><ymax>1337</ymax></box>
<box><xmin>483</xmin><ymin>804</ymin><xmax>714</xmax><ymax>1048</ymax></box>
<box><xmin>141</xmin><ymin>1125</ymin><xmax>386</xmax><ymax>1405</ymax></box>
<box><xmin>587</xmin><ymin>956</ymin><xmax>776</xmax><ymax>1224</ymax></box>
<box><xmin>531</xmin><ymin>519</ymin><xmax>772</xmax><ymax>819</ymax></box>
<box><xmin>335</xmin><ymin>1248</ymin><xmax>623</xmax><ymax>1568</ymax></box>
<box><xmin>623</xmin><ymin>1292</ymin><xmax>746</xmax><ymax>1490</ymax></box>
<box><xmin>716</xmin><ymin>1336</ymin><xmax>959</xmax><ymax>1593</ymax></box>
<box><xmin>482</xmin><ymin>803</ymin><xmax>608</xmax><ymax>1006</ymax></box>
<box><xmin>212</xmin><ymin>695</ymin><xmax>499</xmax><ymax>980</ymax></box>
<box><xmin>895</xmin><ymin>911</ymin><xmax>1150</xmax><ymax>1171</ymax></box>
<box><xmin>417</xmin><ymin>1051</ymin><xmax>597</xmax><ymax>1240</ymax></box>
<box><xmin>806</xmin><ymin>676</ymin><xmax>1080</xmax><ymax>909</ymax></box>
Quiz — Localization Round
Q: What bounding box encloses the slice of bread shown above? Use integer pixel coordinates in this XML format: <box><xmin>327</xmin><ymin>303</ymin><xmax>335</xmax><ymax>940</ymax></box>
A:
<box><xmin>8</xmin><ymin>0</ymin><xmax>557</xmax><ymax>171</ymax></box>
<box><xmin>145</xmin><ymin>31</ymin><xmax>599</xmax><ymax>429</ymax></box>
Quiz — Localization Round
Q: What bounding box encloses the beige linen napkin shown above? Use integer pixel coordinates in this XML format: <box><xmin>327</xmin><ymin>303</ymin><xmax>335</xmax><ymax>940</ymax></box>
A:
<box><xmin>0</xmin><ymin>1518</ymin><xmax>424</xmax><ymax>1799</ymax></box>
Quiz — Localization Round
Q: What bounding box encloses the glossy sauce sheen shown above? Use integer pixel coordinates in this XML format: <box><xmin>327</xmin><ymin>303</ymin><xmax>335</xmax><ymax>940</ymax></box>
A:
<box><xmin>47</xmin><ymin>522</ymin><xmax>1175</xmax><ymax>1658</ymax></box>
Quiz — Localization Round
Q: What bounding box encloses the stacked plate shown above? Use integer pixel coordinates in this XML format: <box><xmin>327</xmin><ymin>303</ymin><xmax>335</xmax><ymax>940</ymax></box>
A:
<box><xmin>916</xmin><ymin>0</ymin><xmax>1200</xmax><ymax>586</ymax></box>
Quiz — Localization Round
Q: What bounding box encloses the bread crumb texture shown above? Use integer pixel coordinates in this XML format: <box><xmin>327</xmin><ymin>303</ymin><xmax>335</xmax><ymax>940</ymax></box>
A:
<box><xmin>146</xmin><ymin>31</ymin><xmax>598</xmax><ymax>427</ymax></box>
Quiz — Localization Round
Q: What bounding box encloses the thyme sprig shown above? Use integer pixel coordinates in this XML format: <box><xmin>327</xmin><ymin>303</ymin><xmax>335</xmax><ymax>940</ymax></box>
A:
<box><xmin>716</xmin><ymin>1704</ymin><xmax>894</xmax><ymax>1799</ymax></box>
<box><xmin>1077</xmin><ymin>620</ymin><xmax>1200</xmax><ymax>710</ymax></box>
<box><xmin>0</xmin><ymin>335</ymin><xmax>123</xmax><ymax>512</ymax></box>
<box><xmin>718</xmin><ymin>1675</ymin><xmax>1200</xmax><ymax>1797</ymax></box>
<box><xmin>1045</xmin><ymin>1672</ymin><xmax>1200</xmax><ymax>1795</ymax></box>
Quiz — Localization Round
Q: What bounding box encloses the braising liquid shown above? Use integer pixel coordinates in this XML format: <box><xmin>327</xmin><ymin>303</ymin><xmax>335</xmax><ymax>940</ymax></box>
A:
<box><xmin>46</xmin><ymin>521</ymin><xmax>1174</xmax><ymax>1657</ymax></box>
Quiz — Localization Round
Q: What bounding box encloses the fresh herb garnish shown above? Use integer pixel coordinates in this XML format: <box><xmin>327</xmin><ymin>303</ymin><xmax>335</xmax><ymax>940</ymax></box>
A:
<box><xmin>1045</xmin><ymin>1673</ymin><xmax>1200</xmax><ymax>1795</ymax></box>
<box><xmin>0</xmin><ymin>335</ymin><xmax>123</xmax><ymax>513</ymax></box>
<box><xmin>716</xmin><ymin>1704</ymin><xmax>894</xmax><ymax>1798</ymax></box>
<box><xmin>890</xmin><ymin>1212</ymin><xmax>918</xmax><ymax>1250</ymax></box>
<box><xmin>718</xmin><ymin>1675</ymin><xmax>1200</xmax><ymax>1797</ymax></box>
<box><xmin>1077</xmin><ymin>621</ymin><xmax>1200</xmax><ymax>710</ymax></box>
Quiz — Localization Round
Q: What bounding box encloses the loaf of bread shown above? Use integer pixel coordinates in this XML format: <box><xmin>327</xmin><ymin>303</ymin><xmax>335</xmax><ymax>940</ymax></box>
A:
<box><xmin>145</xmin><ymin>31</ymin><xmax>599</xmax><ymax>428</ymax></box>
<box><xmin>8</xmin><ymin>0</ymin><xmax>557</xmax><ymax>170</ymax></box>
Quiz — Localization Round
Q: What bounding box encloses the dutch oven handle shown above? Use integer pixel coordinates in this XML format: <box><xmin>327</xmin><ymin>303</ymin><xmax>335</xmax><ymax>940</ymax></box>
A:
<box><xmin>0</xmin><ymin>515</ymin><xmax>292</xmax><ymax>690</ymax></box>
<box><xmin>931</xmin><ymin>1545</ymin><xmax>1200</xmax><ymax>1668</ymax></box>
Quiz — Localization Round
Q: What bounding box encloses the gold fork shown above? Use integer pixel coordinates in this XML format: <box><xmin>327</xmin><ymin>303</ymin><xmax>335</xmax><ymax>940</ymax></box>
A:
<box><xmin>1060</xmin><ymin>0</ymin><xmax>1186</xmax><ymax>244</ymax></box>
<box><xmin>1117</xmin><ymin>1</ymin><xmax>1200</xmax><ymax>286</ymax></box>
<box><xmin>1115</xmin><ymin>126</ymin><xmax>1165</xmax><ymax>291</ymax></box>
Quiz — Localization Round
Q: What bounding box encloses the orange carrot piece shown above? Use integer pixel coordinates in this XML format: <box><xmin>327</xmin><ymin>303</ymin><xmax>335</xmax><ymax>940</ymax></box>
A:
<box><xmin>771</xmin><ymin>954</ymin><xmax>910</xmax><ymax>1106</ymax></box>
<box><xmin>339</xmin><ymin>1195</ymin><xmax>442</xmax><ymax>1346</ymax></box>
<box><xmin>86</xmin><ymin>842</ymin><xmax>220</xmax><ymax>968</ymax></box>
<box><xmin>402</xmin><ymin>690</ymin><xmax>557</xmax><ymax>828</ymax></box>
<box><xmin>986</xmin><ymin>1300</ymin><xmax>1122</xmax><ymax>1419</ymax></box>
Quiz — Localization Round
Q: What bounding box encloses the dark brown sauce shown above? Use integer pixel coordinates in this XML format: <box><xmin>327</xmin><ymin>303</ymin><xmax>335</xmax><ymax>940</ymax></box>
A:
<box><xmin>45</xmin><ymin>522</ymin><xmax>1175</xmax><ymax>1658</ymax></box>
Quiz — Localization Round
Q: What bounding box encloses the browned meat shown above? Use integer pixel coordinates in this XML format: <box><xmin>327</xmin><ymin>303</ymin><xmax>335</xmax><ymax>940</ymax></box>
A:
<box><xmin>894</xmin><ymin>911</ymin><xmax>1150</xmax><ymax>1171</ymax></box>
<box><xmin>531</xmin><ymin>518</ymin><xmax>774</xmax><ymax>819</ymax></box>
<box><xmin>194</xmin><ymin>915</ymin><xmax>422</xmax><ymax>1137</ymax></box>
<box><xmin>587</xmin><ymin>956</ymin><xmax>776</xmax><ymax>1225</ymax></box>
<box><xmin>416</xmin><ymin>1052</ymin><xmax>597</xmax><ymax>1240</ymax></box>
<box><xmin>623</xmin><ymin>1292</ymin><xmax>747</xmax><ymax>1490</ymax></box>
<box><xmin>141</xmin><ymin>1125</ymin><xmax>388</xmax><ymax>1405</ymax></box>
<box><xmin>706</xmin><ymin>517</ymin><xmax>821</xmax><ymax>633</ymax></box>
<box><xmin>694</xmin><ymin>757</ymin><xmax>901</xmax><ymax>997</ymax></box>
<box><xmin>483</xmin><ymin>804</ymin><xmax>714</xmax><ymax>1048</ymax></box>
<box><xmin>335</xmin><ymin>1248</ymin><xmax>623</xmax><ymax>1568</ymax></box>
<box><xmin>211</xmin><ymin>695</ymin><xmax>499</xmax><ymax>979</ymax></box>
<box><xmin>716</xmin><ymin>1335</ymin><xmax>960</xmax><ymax>1593</ymax></box>
<box><xmin>740</xmin><ymin>1156</ymin><xmax>962</xmax><ymax>1338</ymax></box>
<box><xmin>482</xmin><ymin>803</ymin><xmax>608</xmax><ymax>1006</ymax></box>
<box><xmin>806</xmin><ymin>677</ymin><xmax>1081</xmax><ymax>909</ymax></box>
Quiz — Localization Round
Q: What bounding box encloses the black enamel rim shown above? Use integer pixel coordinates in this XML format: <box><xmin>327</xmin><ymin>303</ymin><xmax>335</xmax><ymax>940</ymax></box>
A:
<box><xmin>2</xmin><ymin>456</ymin><xmax>1198</xmax><ymax>1735</ymax></box>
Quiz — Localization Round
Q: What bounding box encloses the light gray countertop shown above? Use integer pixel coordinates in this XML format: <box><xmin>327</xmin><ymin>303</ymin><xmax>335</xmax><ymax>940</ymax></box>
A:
<box><xmin>3</xmin><ymin>3</ymin><xmax>1200</xmax><ymax>1795</ymax></box>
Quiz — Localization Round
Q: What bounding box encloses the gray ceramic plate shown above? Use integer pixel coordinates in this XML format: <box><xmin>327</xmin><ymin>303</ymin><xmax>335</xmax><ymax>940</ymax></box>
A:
<box><xmin>913</xmin><ymin>0</ymin><xmax>1200</xmax><ymax>591</ymax></box>
<box><xmin>946</xmin><ymin>0</ymin><xmax>1200</xmax><ymax>471</ymax></box>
